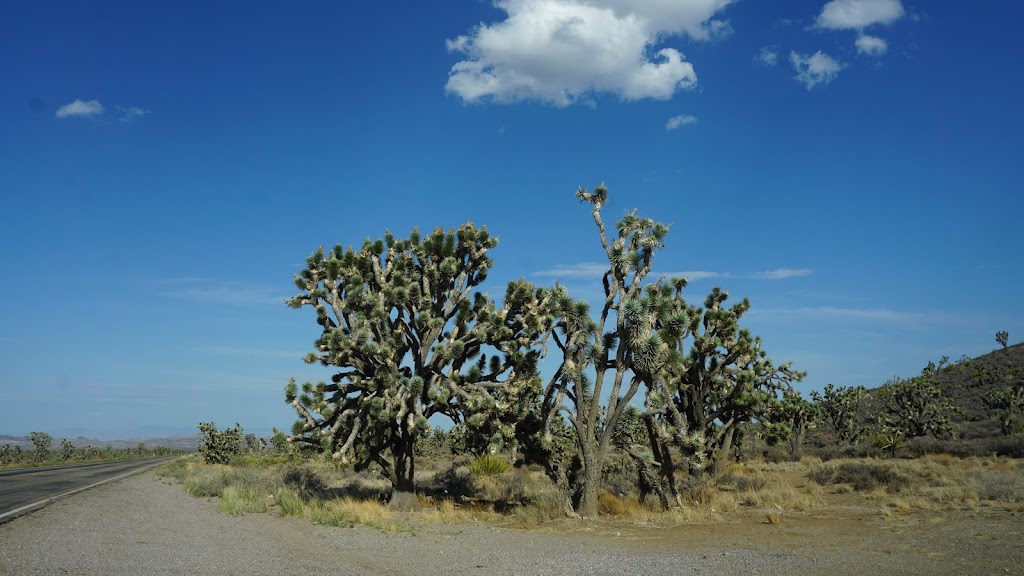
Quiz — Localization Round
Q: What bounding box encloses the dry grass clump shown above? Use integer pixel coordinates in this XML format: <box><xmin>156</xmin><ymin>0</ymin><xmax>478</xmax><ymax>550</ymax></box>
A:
<box><xmin>808</xmin><ymin>460</ymin><xmax>914</xmax><ymax>493</ymax></box>
<box><xmin>805</xmin><ymin>456</ymin><xmax>1024</xmax><ymax>511</ymax></box>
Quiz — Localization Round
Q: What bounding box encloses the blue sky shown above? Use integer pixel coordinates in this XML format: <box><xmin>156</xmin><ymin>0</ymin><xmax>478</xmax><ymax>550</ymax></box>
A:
<box><xmin>1</xmin><ymin>0</ymin><xmax>1021</xmax><ymax>439</ymax></box>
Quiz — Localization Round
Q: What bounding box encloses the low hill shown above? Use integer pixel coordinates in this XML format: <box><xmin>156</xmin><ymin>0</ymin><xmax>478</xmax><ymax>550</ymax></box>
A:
<box><xmin>929</xmin><ymin>342</ymin><xmax>1024</xmax><ymax>439</ymax></box>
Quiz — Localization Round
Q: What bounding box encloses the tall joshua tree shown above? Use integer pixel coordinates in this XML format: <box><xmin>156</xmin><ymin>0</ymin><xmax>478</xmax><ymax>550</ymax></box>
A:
<box><xmin>285</xmin><ymin>224</ymin><xmax>554</xmax><ymax>508</ymax></box>
<box><xmin>540</xmin><ymin>184</ymin><xmax>671</xmax><ymax>518</ymax></box>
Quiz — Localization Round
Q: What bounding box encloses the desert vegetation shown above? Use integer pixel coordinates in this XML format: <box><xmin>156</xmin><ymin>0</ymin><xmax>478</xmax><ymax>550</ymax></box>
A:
<box><xmin>164</xmin><ymin>186</ymin><xmax>1023</xmax><ymax>531</ymax></box>
<box><xmin>0</xmin><ymin>431</ymin><xmax>185</xmax><ymax>470</ymax></box>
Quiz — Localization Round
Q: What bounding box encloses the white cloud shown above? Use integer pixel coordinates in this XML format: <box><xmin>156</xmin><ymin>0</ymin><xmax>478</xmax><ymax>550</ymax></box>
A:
<box><xmin>816</xmin><ymin>0</ymin><xmax>904</xmax><ymax>30</ymax></box>
<box><xmin>534</xmin><ymin>263</ymin><xmax>609</xmax><ymax>278</ymax></box>
<box><xmin>536</xmin><ymin>264</ymin><xmax>811</xmax><ymax>282</ymax></box>
<box><xmin>116</xmin><ymin>106</ymin><xmax>150</xmax><ymax>122</ymax></box>
<box><xmin>750</xmin><ymin>267</ymin><xmax>813</xmax><ymax>280</ymax></box>
<box><xmin>673</xmin><ymin>271</ymin><xmax>721</xmax><ymax>281</ymax></box>
<box><xmin>756</xmin><ymin>47</ymin><xmax>779</xmax><ymax>66</ymax></box>
<box><xmin>790</xmin><ymin>51</ymin><xmax>843</xmax><ymax>90</ymax></box>
<box><xmin>666</xmin><ymin>114</ymin><xmax>697</xmax><ymax>130</ymax></box>
<box><xmin>855</xmin><ymin>34</ymin><xmax>888</xmax><ymax>56</ymax></box>
<box><xmin>55</xmin><ymin>99</ymin><xmax>104</xmax><ymax>119</ymax></box>
<box><xmin>159</xmin><ymin>280</ymin><xmax>286</xmax><ymax>307</ymax></box>
<box><xmin>445</xmin><ymin>0</ymin><xmax>733</xmax><ymax>106</ymax></box>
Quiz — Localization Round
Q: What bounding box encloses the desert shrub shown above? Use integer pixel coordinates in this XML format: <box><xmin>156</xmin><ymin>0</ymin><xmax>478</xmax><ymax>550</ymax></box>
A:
<box><xmin>600</xmin><ymin>455</ymin><xmax>640</xmax><ymax>497</ymax></box>
<box><xmin>183</xmin><ymin>464</ymin><xmax>233</xmax><ymax>497</ymax></box>
<box><xmin>973</xmin><ymin>467</ymin><xmax>1024</xmax><ymax>502</ymax></box>
<box><xmin>762</xmin><ymin>446</ymin><xmax>796</xmax><ymax>464</ymax></box>
<box><xmin>808</xmin><ymin>461</ymin><xmax>913</xmax><ymax>493</ymax></box>
<box><xmin>434</xmin><ymin>464</ymin><xmax>475</xmax><ymax>500</ymax></box>
<box><xmin>273</xmin><ymin>488</ymin><xmax>306</xmax><ymax>516</ymax></box>
<box><xmin>679</xmin><ymin>474</ymin><xmax>717</xmax><ymax>505</ymax></box>
<box><xmin>467</xmin><ymin>454</ymin><xmax>511</xmax><ymax>477</ymax></box>
<box><xmin>217</xmin><ymin>485</ymin><xmax>270</xmax><ymax>516</ymax></box>
<box><xmin>718</xmin><ymin>470</ymin><xmax>769</xmax><ymax>492</ymax></box>
<box><xmin>283</xmin><ymin>465</ymin><xmax>327</xmax><ymax>499</ymax></box>
<box><xmin>985</xmin><ymin>436</ymin><xmax>1024</xmax><ymax>458</ymax></box>
<box><xmin>597</xmin><ymin>491</ymin><xmax>629</xmax><ymax>515</ymax></box>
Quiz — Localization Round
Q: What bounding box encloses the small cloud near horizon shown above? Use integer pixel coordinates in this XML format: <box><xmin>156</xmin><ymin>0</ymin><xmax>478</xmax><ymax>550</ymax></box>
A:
<box><xmin>750</xmin><ymin>267</ymin><xmax>813</xmax><ymax>280</ymax></box>
<box><xmin>535</xmin><ymin>264</ymin><xmax>811</xmax><ymax>282</ymax></box>
<box><xmin>159</xmin><ymin>279</ymin><xmax>286</xmax><ymax>307</ymax></box>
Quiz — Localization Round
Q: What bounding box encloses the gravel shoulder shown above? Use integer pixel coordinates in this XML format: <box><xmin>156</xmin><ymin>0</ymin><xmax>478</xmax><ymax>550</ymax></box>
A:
<box><xmin>2</xmin><ymin>472</ymin><xmax>1022</xmax><ymax>575</ymax></box>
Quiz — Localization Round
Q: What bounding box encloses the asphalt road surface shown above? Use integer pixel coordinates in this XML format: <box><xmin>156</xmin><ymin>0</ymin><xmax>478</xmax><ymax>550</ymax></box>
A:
<box><xmin>0</xmin><ymin>457</ymin><xmax>175</xmax><ymax>522</ymax></box>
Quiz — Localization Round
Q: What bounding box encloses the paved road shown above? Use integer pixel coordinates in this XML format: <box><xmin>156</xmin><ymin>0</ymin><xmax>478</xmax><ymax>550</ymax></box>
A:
<box><xmin>0</xmin><ymin>457</ymin><xmax>175</xmax><ymax>522</ymax></box>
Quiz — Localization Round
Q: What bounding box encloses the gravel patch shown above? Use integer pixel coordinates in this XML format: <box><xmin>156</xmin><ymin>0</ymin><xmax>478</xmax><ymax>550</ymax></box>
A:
<box><xmin>2</xmin><ymin>472</ymin><xmax>1021</xmax><ymax>575</ymax></box>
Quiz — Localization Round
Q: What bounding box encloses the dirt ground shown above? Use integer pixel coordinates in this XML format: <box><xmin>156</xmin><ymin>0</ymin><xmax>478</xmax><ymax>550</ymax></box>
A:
<box><xmin>516</xmin><ymin>501</ymin><xmax>1024</xmax><ymax>575</ymax></box>
<box><xmin>2</xmin><ymin>471</ymin><xmax>1023</xmax><ymax>575</ymax></box>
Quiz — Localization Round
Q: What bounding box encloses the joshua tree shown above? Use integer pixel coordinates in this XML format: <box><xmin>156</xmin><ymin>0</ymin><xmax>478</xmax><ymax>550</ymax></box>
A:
<box><xmin>764</xmin><ymin>390</ymin><xmax>819</xmax><ymax>457</ymax></box>
<box><xmin>811</xmin><ymin>384</ymin><xmax>869</xmax><ymax>445</ymax></box>
<box><xmin>635</xmin><ymin>284</ymin><xmax>804</xmax><ymax>508</ymax></box>
<box><xmin>284</xmin><ymin>224</ymin><xmax>555</xmax><ymax>509</ymax></box>
<box><xmin>29</xmin><ymin>431</ymin><xmax>52</xmax><ymax>463</ymax></box>
<box><xmin>984</xmin><ymin>385</ymin><xmax>1024</xmax><ymax>436</ymax></box>
<box><xmin>539</xmin><ymin>185</ymin><xmax>672</xmax><ymax>517</ymax></box>
<box><xmin>198</xmin><ymin>422</ymin><xmax>244</xmax><ymax>464</ymax></box>
<box><xmin>996</xmin><ymin>331</ymin><xmax>1009</xmax><ymax>349</ymax></box>
<box><xmin>539</xmin><ymin>185</ymin><xmax>803</xmax><ymax>515</ymax></box>
<box><xmin>59</xmin><ymin>439</ymin><xmax>75</xmax><ymax>461</ymax></box>
<box><xmin>877</xmin><ymin>358</ymin><xmax>957</xmax><ymax>439</ymax></box>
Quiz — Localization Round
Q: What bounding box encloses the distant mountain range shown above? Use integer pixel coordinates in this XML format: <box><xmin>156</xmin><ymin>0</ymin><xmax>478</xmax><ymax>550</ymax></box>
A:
<box><xmin>0</xmin><ymin>434</ymin><xmax>200</xmax><ymax>451</ymax></box>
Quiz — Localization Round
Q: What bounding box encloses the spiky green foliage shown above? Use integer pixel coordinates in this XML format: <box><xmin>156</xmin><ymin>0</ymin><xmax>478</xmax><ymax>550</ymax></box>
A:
<box><xmin>198</xmin><ymin>422</ymin><xmax>244</xmax><ymax>465</ymax></box>
<box><xmin>540</xmin><ymin>184</ymin><xmax>672</xmax><ymax>517</ymax></box>
<box><xmin>877</xmin><ymin>358</ymin><xmax>958</xmax><ymax>439</ymax></box>
<box><xmin>285</xmin><ymin>223</ymin><xmax>556</xmax><ymax>498</ymax></box>
<box><xmin>58</xmin><ymin>439</ymin><xmax>75</xmax><ymax>461</ymax></box>
<box><xmin>996</xmin><ymin>331</ymin><xmax>1010</xmax><ymax>349</ymax></box>
<box><xmin>811</xmin><ymin>383</ymin><xmax>870</xmax><ymax>445</ymax></box>
<box><xmin>872</xmin><ymin>429</ymin><xmax>907</xmax><ymax>458</ymax></box>
<box><xmin>764</xmin><ymin>390</ymin><xmax>819</xmax><ymax>456</ymax></box>
<box><xmin>467</xmin><ymin>454</ymin><xmax>512</xmax><ymax>477</ymax></box>
<box><xmin>636</xmin><ymin>281</ymin><xmax>804</xmax><ymax>511</ymax></box>
<box><xmin>28</xmin><ymin>431</ymin><xmax>52</xmax><ymax>463</ymax></box>
<box><xmin>541</xmin><ymin>184</ymin><xmax>803</xmax><ymax>516</ymax></box>
<box><xmin>984</xmin><ymin>385</ymin><xmax>1024</xmax><ymax>436</ymax></box>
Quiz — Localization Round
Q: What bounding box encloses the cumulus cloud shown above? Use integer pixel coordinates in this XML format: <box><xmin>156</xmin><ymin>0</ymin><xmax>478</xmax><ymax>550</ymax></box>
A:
<box><xmin>790</xmin><ymin>51</ymin><xmax>843</xmax><ymax>90</ymax></box>
<box><xmin>55</xmin><ymin>99</ymin><xmax>104</xmax><ymax>119</ymax></box>
<box><xmin>816</xmin><ymin>0</ymin><xmax>904</xmax><ymax>30</ymax></box>
<box><xmin>666</xmin><ymin>114</ymin><xmax>697</xmax><ymax>130</ymax></box>
<box><xmin>445</xmin><ymin>0</ymin><xmax>733</xmax><ymax>106</ymax></box>
<box><xmin>855</xmin><ymin>34</ymin><xmax>888</xmax><ymax>55</ymax></box>
<box><xmin>756</xmin><ymin>47</ymin><xmax>779</xmax><ymax>66</ymax></box>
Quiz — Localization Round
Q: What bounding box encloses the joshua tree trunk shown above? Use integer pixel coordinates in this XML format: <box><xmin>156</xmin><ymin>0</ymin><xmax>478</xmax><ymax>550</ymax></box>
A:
<box><xmin>388</xmin><ymin>428</ymin><xmax>420</xmax><ymax>511</ymax></box>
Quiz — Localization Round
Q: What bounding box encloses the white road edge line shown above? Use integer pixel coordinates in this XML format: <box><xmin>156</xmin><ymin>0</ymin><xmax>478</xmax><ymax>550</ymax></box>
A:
<box><xmin>0</xmin><ymin>460</ymin><xmax>168</xmax><ymax>522</ymax></box>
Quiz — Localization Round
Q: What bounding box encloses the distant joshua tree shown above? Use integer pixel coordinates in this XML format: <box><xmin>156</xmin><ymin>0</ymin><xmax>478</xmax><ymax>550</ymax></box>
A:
<box><xmin>996</xmin><ymin>331</ymin><xmax>1009</xmax><ymax>349</ymax></box>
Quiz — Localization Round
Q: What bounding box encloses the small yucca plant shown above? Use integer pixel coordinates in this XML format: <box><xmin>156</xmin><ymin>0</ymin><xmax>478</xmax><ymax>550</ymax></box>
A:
<box><xmin>872</xmin><ymin>430</ymin><xmax>907</xmax><ymax>458</ymax></box>
<box><xmin>467</xmin><ymin>454</ymin><xmax>512</xmax><ymax>477</ymax></box>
